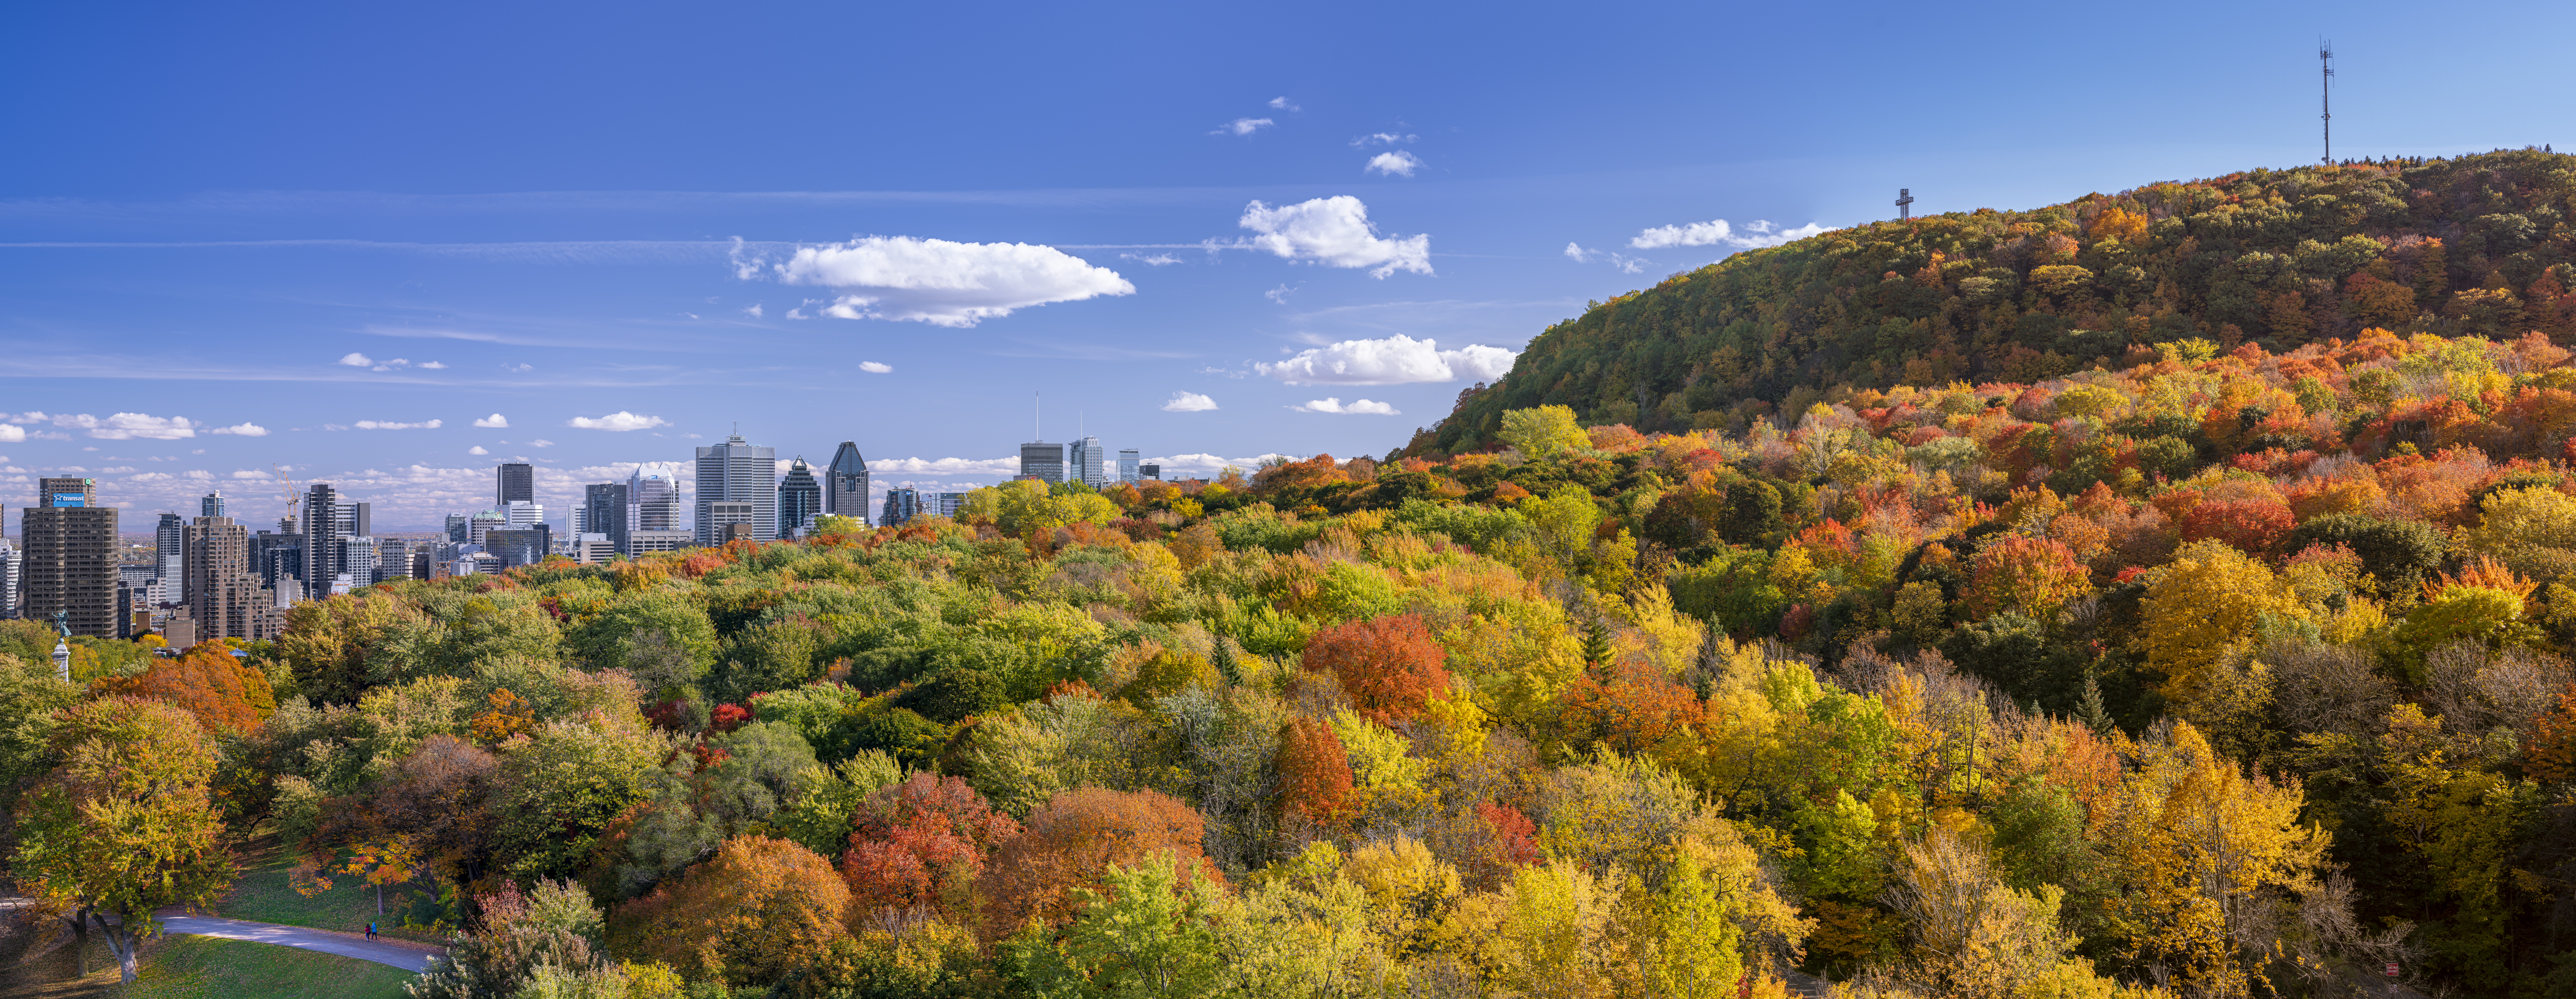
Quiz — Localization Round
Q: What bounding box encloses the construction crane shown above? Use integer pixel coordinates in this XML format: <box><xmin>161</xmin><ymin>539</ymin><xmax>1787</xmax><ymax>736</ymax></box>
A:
<box><xmin>274</xmin><ymin>464</ymin><xmax>299</xmax><ymax>533</ymax></box>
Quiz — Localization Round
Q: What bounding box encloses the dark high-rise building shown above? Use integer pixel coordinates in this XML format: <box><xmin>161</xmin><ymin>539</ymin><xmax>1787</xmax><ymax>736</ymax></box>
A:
<box><xmin>881</xmin><ymin>487</ymin><xmax>925</xmax><ymax>526</ymax></box>
<box><xmin>250</xmin><ymin>529</ymin><xmax>303</xmax><ymax>596</ymax></box>
<box><xmin>301</xmin><ymin>483</ymin><xmax>341</xmax><ymax>600</ymax></box>
<box><xmin>695</xmin><ymin>434</ymin><xmax>777</xmax><ymax>546</ymax></box>
<box><xmin>200</xmin><ymin>491</ymin><xmax>227</xmax><ymax>518</ymax></box>
<box><xmin>1139</xmin><ymin>463</ymin><xmax>1162</xmax><ymax>481</ymax></box>
<box><xmin>1019</xmin><ymin>441</ymin><xmax>1066</xmax><ymax>483</ymax></box>
<box><xmin>496</xmin><ymin>463</ymin><xmax>535</xmax><ymax>506</ymax></box>
<box><xmin>825</xmin><ymin>442</ymin><xmax>870</xmax><ymax>526</ymax></box>
<box><xmin>778</xmin><ymin>458</ymin><xmax>821</xmax><ymax>537</ymax></box>
<box><xmin>445</xmin><ymin>512</ymin><xmax>471</xmax><ymax>543</ymax></box>
<box><xmin>22</xmin><ymin>478</ymin><xmax>118</xmax><ymax>636</ymax></box>
<box><xmin>584</xmin><ymin>483</ymin><xmax>630</xmax><ymax>554</ymax></box>
<box><xmin>486</xmin><ymin>528</ymin><xmax>551</xmax><ymax>570</ymax></box>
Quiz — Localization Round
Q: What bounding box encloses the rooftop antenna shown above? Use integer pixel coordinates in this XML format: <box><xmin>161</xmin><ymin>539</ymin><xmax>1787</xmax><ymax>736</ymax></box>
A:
<box><xmin>1895</xmin><ymin>188</ymin><xmax>1914</xmax><ymax>221</ymax></box>
<box><xmin>2319</xmin><ymin>40</ymin><xmax>2334</xmax><ymax>164</ymax></box>
<box><xmin>1034</xmin><ymin>392</ymin><xmax>1041</xmax><ymax>442</ymax></box>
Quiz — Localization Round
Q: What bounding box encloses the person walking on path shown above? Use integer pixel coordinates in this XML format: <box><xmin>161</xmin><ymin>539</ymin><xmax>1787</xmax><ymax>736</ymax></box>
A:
<box><xmin>365</xmin><ymin>922</ymin><xmax>377</xmax><ymax>940</ymax></box>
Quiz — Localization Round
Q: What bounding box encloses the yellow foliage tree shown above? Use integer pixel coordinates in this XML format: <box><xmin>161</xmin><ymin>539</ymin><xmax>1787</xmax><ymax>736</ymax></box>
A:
<box><xmin>1501</xmin><ymin>406</ymin><xmax>1592</xmax><ymax>461</ymax></box>
<box><xmin>2139</xmin><ymin>542</ymin><xmax>2307</xmax><ymax>707</ymax></box>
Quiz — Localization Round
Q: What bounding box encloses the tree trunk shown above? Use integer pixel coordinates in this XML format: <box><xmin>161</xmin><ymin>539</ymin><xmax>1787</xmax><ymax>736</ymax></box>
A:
<box><xmin>377</xmin><ymin>882</ymin><xmax>384</xmax><ymax>917</ymax></box>
<box><xmin>65</xmin><ymin>911</ymin><xmax>88</xmax><ymax>977</ymax></box>
<box><xmin>89</xmin><ymin>911</ymin><xmax>139</xmax><ymax>985</ymax></box>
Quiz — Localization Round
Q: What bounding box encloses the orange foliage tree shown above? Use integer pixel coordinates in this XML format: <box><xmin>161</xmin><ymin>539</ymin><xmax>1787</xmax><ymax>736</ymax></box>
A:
<box><xmin>611</xmin><ymin>835</ymin><xmax>850</xmax><ymax>987</ymax></box>
<box><xmin>838</xmin><ymin>772</ymin><xmax>1019</xmax><ymax>925</ymax></box>
<box><xmin>1553</xmin><ymin>660</ymin><xmax>1705</xmax><ymax>757</ymax></box>
<box><xmin>2179</xmin><ymin>497</ymin><xmax>2296</xmax><ymax>556</ymax></box>
<box><xmin>1273</xmin><ymin>717</ymin><xmax>1354</xmax><ymax>831</ymax></box>
<box><xmin>1959</xmin><ymin>536</ymin><xmax>2091</xmax><ymax>621</ymax></box>
<box><xmin>1300</xmin><ymin>614</ymin><xmax>1450</xmax><ymax>724</ymax></box>
<box><xmin>974</xmin><ymin>787</ymin><xmax>1220</xmax><ymax>945</ymax></box>
<box><xmin>92</xmin><ymin>643</ymin><xmax>275</xmax><ymax>734</ymax></box>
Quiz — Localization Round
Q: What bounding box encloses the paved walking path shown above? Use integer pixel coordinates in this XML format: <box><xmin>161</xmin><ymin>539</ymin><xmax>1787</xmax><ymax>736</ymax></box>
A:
<box><xmin>155</xmin><ymin>913</ymin><xmax>444</xmax><ymax>972</ymax></box>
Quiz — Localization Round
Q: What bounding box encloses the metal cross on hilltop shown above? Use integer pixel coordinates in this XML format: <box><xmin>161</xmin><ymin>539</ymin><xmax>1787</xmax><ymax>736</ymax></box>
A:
<box><xmin>1896</xmin><ymin>188</ymin><xmax>1914</xmax><ymax>221</ymax></box>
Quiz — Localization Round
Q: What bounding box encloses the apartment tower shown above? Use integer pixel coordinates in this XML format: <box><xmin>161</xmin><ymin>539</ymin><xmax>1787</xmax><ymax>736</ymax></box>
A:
<box><xmin>21</xmin><ymin>478</ymin><xmax>118</xmax><ymax>636</ymax></box>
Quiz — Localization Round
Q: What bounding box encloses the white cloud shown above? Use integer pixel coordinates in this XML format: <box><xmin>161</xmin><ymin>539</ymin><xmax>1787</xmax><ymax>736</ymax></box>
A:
<box><xmin>337</xmin><ymin>352</ymin><xmax>373</xmax><ymax>367</ymax></box>
<box><xmin>353</xmin><ymin>419</ymin><xmax>442</xmax><ymax>430</ymax></box>
<box><xmin>55</xmin><ymin>413</ymin><xmax>198</xmax><ymax>440</ymax></box>
<box><xmin>0</xmin><ymin>425</ymin><xmax>21</xmax><ymax>443</ymax></box>
<box><xmin>785</xmin><ymin>307</ymin><xmax>810</xmax><ymax>320</ymax></box>
<box><xmin>743</xmin><ymin>304</ymin><xmax>764</xmax><ymax>318</ymax></box>
<box><xmin>208</xmin><ymin>422</ymin><xmax>268</xmax><ymax>436</ymax></box>
<box><xmin>566</xmin><ymin>411</ymin><xmax>671</xmax><ymax>431</ymax></box>
<box><xmin>1352</xmin><ymin>132</ymin><xmax>1417</xmax><ymax>146</ymax></box>
<box><xmin>419</xmin><ymin>361</ymin><xmax>448</xmax><ymax>369</ymax></box>
<box><xmin>4</xmin><ymin>412</ymin><xmax>44</xmax><ymax>424</ymax></box>
<box><xmin>1216</xmin><ymin>117</ymin><xmax>1275</xmax><ymax>136</ymax></box>
<box><xmin>130</xmin><ymin>472</ymin><xmax>173</xmax><ymax>481</ymax></box>
<box><xmin>1121</xmin><ymin>252</ymin><xmax>1182</xmax><ymax>266</ymax></box>
<box><xmin>228</xmin><ymin>469</ymin><xmax>267</xmax><ymax>479</ymax></box>
<box><xmin>1268</xmin><ymin>96</ymin><xmax>1297</xmax><ymax>110</ymax></box>
<box><xmin>1254</xmin><ymin>334</ymin><xmax>1517</xmax><ymax>385</ymax></box>
<box><xmin>529</xmin><ymin>439</ymin><xmax>555</xmax><ymax>448</ymax></box>
<box><xmin>323</xmin><ymin>424</ymin><xmax>351</xmax><ymax>431</ymax></box>
<box><xmin>468</xmin><ymin>446</ymin><xmax>489</xmax><ymax>455</ymax></box>
<box><xmin>1629</xmin><ymin>217</ymin><xmax>1829</xmax><ymax>250</ymax></box>
<box><xmin>474</xmin><ymin>414</ymin><xmax>510</xmax><ymax>428</ymax></box>
<box><xmin>1238</xmin><ymin>197</ymin><xmax>1431</xmax><ymax>278</ymax></box>
<box><xmin>1264</xmin><ymin>284</ymin><xmax>1296</xmax><ymax>303</ymax></box>
<box><xmin>506</xmin><ymin>363</ymin><xmax>534</xmax><ymax>373</ymax></box>
<box><xmin>185</xmin><ymin>469</ymin><xmax>211</xmax><ymax>479</ymax></box>
<box><xmin>1365</xmin><ymin>151</ymin><xmax>1425</xmax><ymax>177</ymax></box>
<box><xmin>859</xmin><ymin>361</ymin><xmax>893</xmax><ymax>374</ymax></box>
<box><xmin>98</xmin><ymin>466</ymin><xmax>136</xmax><ymax>473</ymax></box>
<box><xmin>1162</xmin><ymin>391</ymin><xmax>1219</xmax><ymax>412</ymax></box>
<box><xmin>1294</xmin><ymin>397</ymin><xmax>1401</xmax><ymax>415</ymax></box>
<box><xmin>867</xmin><ymin>456</ymin><xmax>1021</xmax><ymax>476</ymax></box>
<box><xmin>766</xmin><ymin>236</ymin><xmax>1136</xmax><ymax>328</ymax></box>
<box><xmin>1564</xmin><ymin>242</ymin><xmax>1592</xmax><ymax>262</ymax></box>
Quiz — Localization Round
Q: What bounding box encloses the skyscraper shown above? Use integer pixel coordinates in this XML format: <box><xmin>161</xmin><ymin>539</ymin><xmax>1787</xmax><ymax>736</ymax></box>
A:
<box><xmin>695</xmin><ymin>433</ymin><xmax>777</xmax><ymax>546</ymax></box>
<box><xmin>1070</xmin><ymin>436</ymin><xmax>1107</xmax><ymax>487</ymax></box>
<box><xmin>1118</xmin><ymin>449</ymin><xmax>1141</xmax><ymax>483</ymax></box>
<box><xmin>22</xmin><ymin>478</ymin><xmax>118</xmax><ymax>636</ymax></box>
<box><xmin>1020</xmin><ymin>441</ymin><xmax>1066</xmax><ymax>483</ymax></box>
<box><xmin>496</xmin><ymin>463</ymin><xmax>535</xmax><ymax>506</ymax></box>
<box><xmin>584</xmin><ymin>482</ymin><xmax>630</xmax><ymax>554</ymax></box>
<box><xmin>778</xmin><ymin>458</ymin><xmax>821</xmax><ymax>537</ymax></box>
<box><xmin>881</xmin><ymin>487</ymin><xmax>924</xmax><ymax>526</ymax></box>
<box><xmin>502</xmin><ymin>499</ymin><xmax>544</xmax><ymax>530</ymax></box>
<box><xmin>200</xmin><ymin>490</ymin><xmax>227</xmax><ymax>518</ymax></box>
<box><xmin>0</xmin><ymin>538</ymin><xmax>19</xmax><ymax>620</ymax></box>
<box><xmin>184</xmin><ymin>514</ymin><xmax>266</xmax><ymax>642</ymax></box>
<box><xmin>629</xmin><ymin>463</ymin><xmax>682</xmax><ymax>532</ymax></box>
<box><xmin>155</xmin><ymin>512</ymin><xmax>185</xmax><ymax>598</ymax></box>
<box><xmin>825</xmin><ymin>442</ymin><xmax>870</xmax><ymax>526</ymax></box>
<box><xmin>301</xmin><ymin>483</ymin><xmax>341</xmax><ymax>601</ymax></box>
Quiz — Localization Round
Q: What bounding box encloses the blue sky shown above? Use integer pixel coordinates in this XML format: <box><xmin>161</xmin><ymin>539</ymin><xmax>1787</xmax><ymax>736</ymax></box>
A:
<box><xmin>3</xmin><ymin>0</ymin><xmax>2568</xmax><ymax>530</ymax></box>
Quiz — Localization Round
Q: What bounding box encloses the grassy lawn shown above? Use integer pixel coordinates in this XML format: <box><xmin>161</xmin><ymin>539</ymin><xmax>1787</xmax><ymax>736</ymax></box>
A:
<box><xmin>0</xmin><ymin>929</ymin><xmax>415</xmax><ymax>999</ymax></box>
<box><xmin>129</xmin><ymin>934</ymin><xmax>416</xmax><ymax>999</ymax></box>
<box><xmin>219</xmin><ymin>834</ymin><xmax>449</xmax><ymax>944</ymax></box>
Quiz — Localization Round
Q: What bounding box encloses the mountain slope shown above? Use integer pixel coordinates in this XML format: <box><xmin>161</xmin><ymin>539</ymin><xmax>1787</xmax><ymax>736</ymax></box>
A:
<box><xmin>1419</xmin><ymin>148</ymin><xmax>2576</xmax><ymax>454</ymax></box>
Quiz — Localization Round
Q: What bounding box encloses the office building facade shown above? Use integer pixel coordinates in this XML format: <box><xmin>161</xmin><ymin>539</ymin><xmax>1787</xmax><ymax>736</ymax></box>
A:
<box><xmin>200</xmin><ymin>491</ymin><xmax>227</xmax><ymax>518</ymax></box>
<box><xmin>629</xmin><ymin>463</ymin><xmax>682</xmax><ymax>533</ymax></box>
<box><xmin>825</xmin><ymin>442</ymin><xmax>869</xmax><ymax>526</ymax></box>
<box><xmin>155</xmin><ymin>512</ymin><xmax>185</xmax><ymax>596</ymax></box>
<box><xmin>584</xmin><ymin>482</ymin><xmax>630</xmax><ymax>554</ymax></box>
<box><xmin>933</xmin><ymin>492</ymin><xmax>966</xmax><ymax>519</ymax></box>
<box><xmin>707</xmin><ymin>501</ymin><xmax>759</xmax><ymax>543</ymax></box>
<box><xmin>1139</xmin><ymin>463</ymin><xmax>1162</xmax><ymax>481</ymax></box>
<box><xmin>486</xmin><ymin>528</ymin><xmax>551</xmax><ymax>570</ymax></box>
<box><xmin>300</xmin><ymin>483</ymin><xmax>346</xmax><ymax>601</ymax></box>
<box><xmin>1019</xmin><ymin>441</ymin><xmax>1066</xmax><ymax>483</ymax></box>
<box><xmin>1118</xmin><ymin>449</ymin><xmax>1140</xmax><ymax>483</ymax></box>
<box><xmin>1070</xmin><ymin>436</ymin><xmax>1107</xmax><ymax>487</ymax></box>
<box><xmin>778</xmin><ymin>458</ymin><xmax>821</xmax><ymax>537</ymax></box>
<box><xmin>22</xmin><ymin>478</ymin><xmax>119</xmax><ymax>636</ymax></box>
<box><xmin>694</xmin><ymin>435</ymin><xmax>777</xmax><ymax>545</ymax></box>
<box><xmin>881</xmin><ymin>487</ymin><xmax>924</xmax><ymax>526</ymax></box>
<box><xmin>496</xmin><ymin>463</ymin><xmax>535</xmax><ymax>506</ymax></box>
<box><xmin>183</xmin><ymin>515</ymin><xmax>269</xmax><ymax>642</ymax></box>
<box><xmin>0</xmin><ymin>539</ymin><xmax>18</xmax><ymax>619</ymax></box>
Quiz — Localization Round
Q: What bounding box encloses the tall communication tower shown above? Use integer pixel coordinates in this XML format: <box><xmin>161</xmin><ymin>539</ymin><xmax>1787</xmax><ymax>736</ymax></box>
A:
<box><xmin>2319</xmin><ymin>41</ymin><xmax>2334</xmax><ymax>164</ymax></box>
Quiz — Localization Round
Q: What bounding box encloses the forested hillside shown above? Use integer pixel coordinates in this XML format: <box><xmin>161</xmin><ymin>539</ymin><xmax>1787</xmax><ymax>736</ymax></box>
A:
<box><xmin>19</xmin><ymin>327</ymin><xmax>2576</xmax><ymax>995</ymax></box>
<box><xmin>1422</xmin><ymin>148</ymin><xmax>2576</xmax><ymax>453</ymax></box>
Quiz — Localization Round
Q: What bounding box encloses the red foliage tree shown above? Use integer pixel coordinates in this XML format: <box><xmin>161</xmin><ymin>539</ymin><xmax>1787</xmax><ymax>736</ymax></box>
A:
<box><xmin>1554</xmin><ymin>660</ymin><xmax>1705</xmax><ymax>756</ymax></box>
<box><xmin>838</xmin><ymin>772</ymin><xmax>1019</xmax><ymax>925</ymax></box>
<box><xmin>2178</xmin><ymin>497</ymin><xmax>2296</xmax><ymax>556</ymax></box>
<box><xmin>1959</xmin><ymin>535</ymin><xmax>2090</xmax><ymax>621</ymax></box>
<box><xmin>1300</xmin><ymin>614</ymin><xmax>1450</xmax><ymax>724</ymax></box>
<box><xmin>973</xmin><ymin>787</ymin><xmax>1220</xmax><ymax>945</ymax></box>
<box><xmin>1273</xmin><ymin>718</ymin><xmax>1353</xmax><ymax>830</ymax></box>
<box><xmin>91</xmin><ymin>644</ymin><xmax>275</xmax><ymax>734</ymax></box>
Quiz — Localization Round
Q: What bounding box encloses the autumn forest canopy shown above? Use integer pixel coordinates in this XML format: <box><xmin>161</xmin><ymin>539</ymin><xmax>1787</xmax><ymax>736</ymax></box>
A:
<box><xmin>17</xmin><ymin>148</ymin><xmax>2576</xmax><ymax>999</ymax></box>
